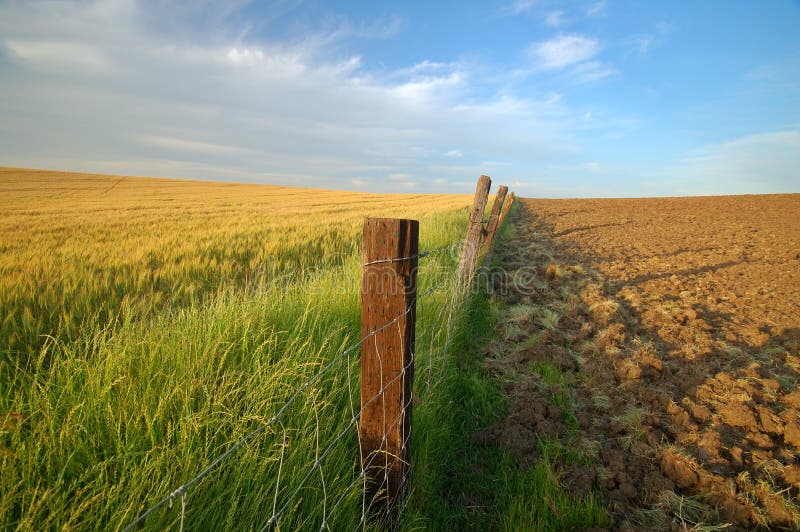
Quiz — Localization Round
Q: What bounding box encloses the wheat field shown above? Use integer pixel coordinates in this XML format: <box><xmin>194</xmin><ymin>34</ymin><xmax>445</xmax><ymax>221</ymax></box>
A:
<box><xmin>0</xmin><ymin>167</ymin><xmax>472</xmax><ymax>529</ymax></box>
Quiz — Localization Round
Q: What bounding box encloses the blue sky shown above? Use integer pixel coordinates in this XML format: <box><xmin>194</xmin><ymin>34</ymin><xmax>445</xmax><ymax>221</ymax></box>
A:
<box><xmin>0</xmin><ymin>0</ymin><xmax>798</xmax><ymax>196</ymax></box>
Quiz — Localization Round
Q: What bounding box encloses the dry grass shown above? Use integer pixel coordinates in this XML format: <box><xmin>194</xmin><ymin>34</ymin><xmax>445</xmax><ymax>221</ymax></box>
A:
<box><xmin>0</xmin><ymin>167</ymin><xmax>473</xmax><ymax>529</ymax></box>
<box><xmin>0</xmin><ymin>167</ymin><xmax>471</xmax><ymax>363</ymax></box>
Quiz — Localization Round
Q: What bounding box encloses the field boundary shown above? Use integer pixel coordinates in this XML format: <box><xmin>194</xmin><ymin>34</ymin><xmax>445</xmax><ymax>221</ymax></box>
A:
<box><xmin>123</xmin><ymin>176</ymin><xmax>515</xmax><ymax>530</ymax></box>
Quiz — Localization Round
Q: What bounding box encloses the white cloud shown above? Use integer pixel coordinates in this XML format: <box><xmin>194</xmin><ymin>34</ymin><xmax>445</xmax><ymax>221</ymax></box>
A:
<box><xmin>656</xmin><ymin>21</ymin><xmax>676</xmax><ymax>35</ymax></box>
<box><xmin>668</xmin><ymin>131</ymin><xmax>800</xmax><ymax>194</ymax></box>
<box><xmin>226</xmin><ymin>47</ymin><xmax>267</xmax><ymax>66</ymax></box>
<box><xmin>6</xmin><ymin>40</ymin><xmax>109</xmax><ymax>69</ymax></box>
<box><xmin>628</xmin><ymin>35</ymin><xmax>655</xmax><ymax>55</ymax></box>
<box><xmin>545</xmin><ymin>11</ymin><xmax>564</xmax><ymax>27</ymax></box>
<box><xmin>525</xmin><ymin>35</ymin><xmax>613</xmax><ymax>84</ymax></box>
<box><xmin>531</xmin><ymin>35</ymin><xmax>602</xmax><ymax>70</ymax></box>
<box><xmin>585</xmin><ymin>1</ymin><xmax>607</xmax><ymax>17</ymax></box>
<box><xmin>390</xmin><ymin>72</ymin><xmax>464</xmax><ymax>104</ymax></box>
<box><xmin>545</xmin><ymin>93</ymin><xmax>563</xmax><ymax>105</ymax></box>
<box><xmin>569</xmin><ymin>61</ymin><xmax>616</xmax><ymax>83</ymax></box>
<box><xmin>408</xmin><ymin>60</ymin><xmax>448</xmax><ymax>73</ymax></box>
<box><xmin>0</xmin><ymin>0</ymin><xmax>602</xmax><ymax>193</ymax></box>
<box><xmin>549</xmin><ymin>161</ymin><xmax>610</xmax><ymax>174</ymax></box>
<box><xmin>136</xmin><ymin>135</ymin><xmax>255</xmax><ymax>156</ymax></box>
<box><xmin>507</xmin><ymin>0</ymin><xmax>539</xmax><ymax>15</ymax></box>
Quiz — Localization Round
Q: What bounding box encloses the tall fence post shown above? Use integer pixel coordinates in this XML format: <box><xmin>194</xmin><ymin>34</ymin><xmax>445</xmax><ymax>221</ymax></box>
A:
<box><xmin>360</xmin><ymin>218</ymin><xmax>418</xmax><ymax>518</ymax></box>
<box><xmin>498</xmin><ymin>191</ymin><xmax>515</xmax><ymax>227</ymax></box>
<box><xmin>457</xmin><ymin>175</ymin><xmax>492</xmax><ymax>288</ymax></box>
<box><xmin>481</xmin><ymin>185</ymin><xmax>508</xmax><ymax>253</ymax></box>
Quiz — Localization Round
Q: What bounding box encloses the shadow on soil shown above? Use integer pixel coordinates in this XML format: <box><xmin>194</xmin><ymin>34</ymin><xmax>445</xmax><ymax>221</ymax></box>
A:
<box><xmin>475</xmin><ymin>201</ymin><xmax>799</xmax><ymax>530</ymax></box>
<box><xmin>554</xmin><ymin>222</ymin><xmax>631</xmax><ymax>238</ymax></box>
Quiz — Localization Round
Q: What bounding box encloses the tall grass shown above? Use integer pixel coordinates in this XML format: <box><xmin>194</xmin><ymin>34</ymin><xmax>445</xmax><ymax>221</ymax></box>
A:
<box><xmin>0</xmin><ymin>168</ymin><xmax>470</xmax><ymax>369</ymax></box>
<box><xmin>403</xmin><ymin>209</ymin><xmax>611</xmax><ymax>530</ymax></box>
<box><xmin>0</xmin><ymin>168</ymin><xmax>470</xmax><ymax>529</ymax></box>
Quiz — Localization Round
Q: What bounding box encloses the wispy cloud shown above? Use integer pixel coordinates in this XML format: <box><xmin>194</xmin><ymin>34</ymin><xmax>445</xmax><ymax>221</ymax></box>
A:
<box><xmin>666</xmin><ymin>130</ymin><xmax>800</xmax><ymax>194</ymax></box>
<box><xmin>545</xmin><ymin>11</ymin><xmax>565</xmax><ymax>27</ymax></box>
<box><xmin>390</xmin><ymin>72</ymin><xmax>464</xmax><ymax>105</ymax></box>
<box><xmin>506</xmin><ymin>0</ymin><xmax>540</xmax><ymax>15</ymax></box>
<box><xmin>135</xmin><ymin>135</ymin><xmax>256</xmax><ymax>156</ymax></box>
<box><xmin>8</xmin><ymin>0</ymin><xmax>779</xmax><ymax>199</ymax></box>
<box><xmin>569</xmin><ymin>61</ymin><xmax>616</xmax><ymax>83</ymax></box>
<box><xmin>627</xmin><ymin>34</ymin><xmax>654</xmax><ymax>55</ymax></box>
<box><xmin>623</xmin><ymin>22</ymin><xmax>673</xmax><ymax>57</ymax></box>
<box><xmin>531</xmin><ymin>34</ymin><xmax>602</xmax><ymax>69</ymax></box>
<box><xmin>0</xmin><ymin>1</ymin><xmax>583</xmax><ymax>192</ymax></box>
<box><xmin>585</xmin><ymin>1</ymin><xmax>607</xmax><ymax>17</ymax></box>
<box><xmin>526</xmin><ymin>34</ymin><xmax>614</xmax><ymax>84</ymax></box>
<box><xmin>6</xmin><ymin>39</ymin><xmax>109</xmax><ymax>69</ymax></box>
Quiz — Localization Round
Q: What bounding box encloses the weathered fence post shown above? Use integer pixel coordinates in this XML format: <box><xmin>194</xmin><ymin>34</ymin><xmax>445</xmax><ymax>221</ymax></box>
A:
<box><xmin>498</xmin><ymin>191</ymin><xmax>515</xmax><ymax>227</ymax></box>
<box><xmin>481</xmin><ymin>185</ymin><xmax>508</xmax><ymax>252</ymax></box>
<box><xmin>457</xmin><ymin>175</ymin><xmax>491</xmax><ymax>288</ymax></box>
<box><xmin>360</xmin><ymin>218</ymin><xmax>418</xmax><ymax>517</ymax></box>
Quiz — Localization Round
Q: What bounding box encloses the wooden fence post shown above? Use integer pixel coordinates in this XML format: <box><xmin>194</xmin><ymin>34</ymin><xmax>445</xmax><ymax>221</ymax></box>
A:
<box><xmin>481</xmin><ymin>185</ymin><xmax>508</xmax><ymax>252</ymax></box>
<box><xmin>498</xmin><ymin>191</ymin><xmax>515</xmax><ymax>227</ymax></box>
<box><xmin>360</xmin><ymin>218</ymin><xmax>418</xmax><ymax>517</ymax></box>
<box><xmin>457</xmin><ymin>175</ymin><xmax>491</xmax><ymax>288</ymax></box>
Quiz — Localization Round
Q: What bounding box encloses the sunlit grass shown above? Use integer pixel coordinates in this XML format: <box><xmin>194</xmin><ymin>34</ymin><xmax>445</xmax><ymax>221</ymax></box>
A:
<box><xmin>0</xmin><ymin>168</ymin><xmax>472</xmax><ymax>530</ymax></box>
<box><xmin>0</xmin><ymin>167</ymin><xmax>471</xmax><ymax>367</ymax></box>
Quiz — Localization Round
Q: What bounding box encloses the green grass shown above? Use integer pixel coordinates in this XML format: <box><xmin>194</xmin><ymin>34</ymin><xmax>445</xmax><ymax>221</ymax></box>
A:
<box><xmin>2</xmin><ymin>175</ymin><xmax>610</xmax><ymax>530</ymax></box>
<box><xmin>0</xmin><ymin>167</ymin><xmax>471</xmax><ymax>374</ymax></box>
<box><xmin>497</xmin><ymin>458</ymin><xmax>609</xmax><ymax>531</ymax></box>
<box><xmin>2</xmin><ymin>215</ymin><xmax>465</xmax><ymax>529</ymax></box>
<box><xmin>0</xmin><ymin>170</ymin><xmax>472</xmax><ymax>530</ymax></box>
<box><xmin>402</xmin><ymin>210</ymin><xmax>611</xmax><ymax>530</ymax></box>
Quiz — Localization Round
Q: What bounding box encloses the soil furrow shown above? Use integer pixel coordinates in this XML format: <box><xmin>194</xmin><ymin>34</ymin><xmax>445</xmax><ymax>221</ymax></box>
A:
<box><xmin>480</xmin><ymin>196</ymin><xmax>800</xmax><ymax>530</ymax></box>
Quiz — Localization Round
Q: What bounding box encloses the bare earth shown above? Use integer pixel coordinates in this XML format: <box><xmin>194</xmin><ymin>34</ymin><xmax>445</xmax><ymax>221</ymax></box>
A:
<box><xmin>482</xmin><ymin>195</ymin><xmax>800</xmax><ymax>529</ymax></box>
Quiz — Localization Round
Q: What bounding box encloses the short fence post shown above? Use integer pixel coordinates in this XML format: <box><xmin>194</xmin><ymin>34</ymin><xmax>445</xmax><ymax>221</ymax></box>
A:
<box><xmin>360</xmin><ymin>218</ymin><xmax>418</xmax><ymax>518</ymax></box>
<box><xmin>498</xmin><ymin>191</ymin><xmax>515</xmax><ymax>227</ymax></box>
<box><xmin>457</xmin><ymin>175</ymin><xmax>492</xmax><ymax>288</ymax></box>
<box><xmin>481</xmin><ymin>185</ymin><xmax>508</xmax><ymax>252</ymax></box>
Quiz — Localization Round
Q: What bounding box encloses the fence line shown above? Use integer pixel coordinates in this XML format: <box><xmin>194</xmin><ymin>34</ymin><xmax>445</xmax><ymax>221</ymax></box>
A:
<box><xmin>123</xmin><ymin>274</ymin><xmax>454</xmax><ymax>531</ymax></box>
<box><xmin>121</xmin><ymin>175</ymin><xmax>513</xmax><ymax>531</ymax></box>
<box><xmin>260</xmin><ymin>278</ymin><xmax>452</xmax><ymax>530</ymax></box>
<box><xmin>361</xmin><ymin>244</ymin><xmax>453</xmax><ymax>266</ymax></box>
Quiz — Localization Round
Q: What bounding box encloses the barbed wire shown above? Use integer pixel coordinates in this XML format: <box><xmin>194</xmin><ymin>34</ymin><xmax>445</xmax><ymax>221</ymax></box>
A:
<box><xmin>122</xmin><ymin>271</ymin><xmax>454</xmax><ymax>531</ymax></box>
<box><xmin>361</xmin><ymin>243</ymin><xmax>455</xmax><ymax>267</ymax></box>
<box><xmin>259</xmin><ymin>342</ymin><xmax>415</xmax><ymax>530</ymax></box>
<box><xmin>189</xmin><ymin>279</ymin><xmax>450</xmax><ymax>530</ymax></box>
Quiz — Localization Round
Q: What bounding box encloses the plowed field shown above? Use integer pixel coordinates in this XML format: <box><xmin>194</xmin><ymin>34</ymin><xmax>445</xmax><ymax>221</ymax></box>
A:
<box><xmin>483</xmin><ymin>194</ymin><xmax>800</xmax><ymax>529</ymax></box>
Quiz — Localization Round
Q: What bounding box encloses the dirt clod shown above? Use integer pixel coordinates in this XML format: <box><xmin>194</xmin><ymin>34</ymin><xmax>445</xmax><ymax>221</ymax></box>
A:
<box><xmin>479</xmin><ymin>197</ymin><xmax>800</xmax><ymax>530</ymax></box>
<box><xmin>783</xmin><ymin>422</ymin><xmax>800</xmax><ymax>448</ymax></box>
<box><xmin>660</xmin><ymin>451</ymin><xmax>699</xmax><ymax>489</ymax></box>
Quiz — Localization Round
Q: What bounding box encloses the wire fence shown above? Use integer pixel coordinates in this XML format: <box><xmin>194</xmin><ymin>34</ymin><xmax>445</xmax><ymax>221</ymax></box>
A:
<box><xmin>123</xmin><ymin>242</ymin><xmax>463</xmax><ymax>531</ymax></box>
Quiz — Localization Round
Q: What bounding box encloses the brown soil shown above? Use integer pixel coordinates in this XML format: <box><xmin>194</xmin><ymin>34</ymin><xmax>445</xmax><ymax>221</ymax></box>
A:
<box><xmin>482</xmin><ymin>195</ymin><xmax>800</xmax><ymax>530</ymax></box>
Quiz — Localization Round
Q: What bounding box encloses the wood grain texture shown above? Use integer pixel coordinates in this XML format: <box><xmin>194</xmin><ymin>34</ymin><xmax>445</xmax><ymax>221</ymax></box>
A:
<box><xmin>457</xmin><ymin>175</ymin><xmax>491</xmax><ymax>287</ymax></box>
<box><xmin>498</xmin><ymin>191</ymin><xmax>515</xmax><ymax>227</ymax></box>
<box><xmin>482</xmin><ymin>185</ymin><xmax>508</xmax><ymax>252</ymax></box>
<box><xmin>359</xmin><ymin>217</ymin><xmax>418</xmax><ymax>513</ymax></box>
